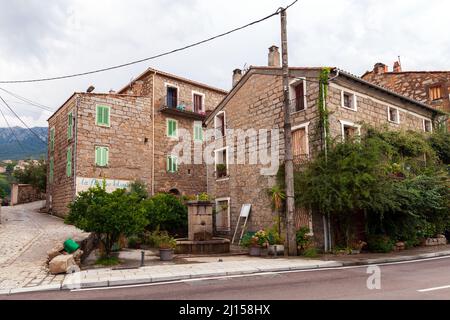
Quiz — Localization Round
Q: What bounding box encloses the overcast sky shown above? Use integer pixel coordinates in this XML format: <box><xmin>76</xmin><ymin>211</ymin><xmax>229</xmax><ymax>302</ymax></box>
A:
<box><xmin>0</xmin><ymin>0</ymin><xmax>448</xmax><ymax>128</ymax></box>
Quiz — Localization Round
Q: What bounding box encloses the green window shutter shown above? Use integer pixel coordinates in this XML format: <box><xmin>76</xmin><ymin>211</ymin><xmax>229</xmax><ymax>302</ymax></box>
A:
<box><xmin>50</xmin><ymin>128</ymin><xmax>55</xmax><ymax>152</ymax></box>
<box><xmin>103</xmin><ymin>147</ymin><xmax>109</xmax><ymax>166</ymax></box>
<box><xmin>167</xmin><ymin>156</ymin><xmax>177</xmax><ymax>172</ymax></box>
<box><xmin>49</xmin><ymin>158</ymin><xmax>54</xmax><ymax>183</ymax></box>
<box><xmin>96</xmin><ymin>106</ymin><xmax>103</xmax><ymax>125</ymax></box>
<box><xmin>173</xmin><ymin>156</ymin><xmax>178</xmax><ymax>172</ymax></box>
<box><xmin>103</xmin><ymin>107</ymin><xmax>110</xmax><ymax>126</ymax></box>
<box><xmin>95</xmin><ymin>147</ymin><xmax>101</xmax><ymax>166</ymax></box>
<box><xmin>194</xmin><ymin>124</ymin><xmax>203</xmax><ymax>141</ymax></box>
<box><xmin>167</xmin><ymin>156</ymin><xmax>171</xmax><ymax>172</ymax></box>
<box><xmin>68</xmin><ymin>112</ymin><xmax>73</xmax><ymax>139</ymax></box>
<box><xmin>167</xmin><ymin>119</ymin><xmax>177</xmax><ymax>137</ymax></box>
<box><xmin>66</xmin><ymin>148</ymin><xmax>72</xmax><ymax>177</ymax></box>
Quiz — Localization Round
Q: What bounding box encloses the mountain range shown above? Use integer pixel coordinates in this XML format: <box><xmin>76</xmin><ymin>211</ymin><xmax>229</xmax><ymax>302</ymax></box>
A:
<box><xmin>0</xmin><ymin>127</ymin><xmax>47</xmax><ymax>160</ymax></box>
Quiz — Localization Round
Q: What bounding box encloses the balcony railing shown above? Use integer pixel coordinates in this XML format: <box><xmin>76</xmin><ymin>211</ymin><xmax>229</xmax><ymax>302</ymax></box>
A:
<box><xmin>289</xmin><ymin>98</ymin><xmax>306</xmax><ymax>114</ymax></box>
<box><xmin>159</xmin><ymin>96</ymin><xmax>206</xmax><ymax>120</ymax></box>
<box><xmin>293</xmin><ymin>154</ymin><xmax>310</xmax><ymax>171</ymax></box>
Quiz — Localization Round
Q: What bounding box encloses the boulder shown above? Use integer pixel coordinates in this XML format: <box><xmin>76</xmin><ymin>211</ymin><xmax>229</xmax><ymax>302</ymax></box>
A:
<box><xmin>49</xmin><ymin>254</ymin><xmax>76</xmax><ymax>275</ymax></box>
<box><xmin>47</xmin><ymin>244</ymin><xmax>65</xmax><ymax>263</ymax></box>
<box><xmin>395</xmin><ymin>242</ymin><xmax>406</xmax><ymax>251</ymax></box>
<box><xmin>72</xmin><ymin>249</ymin><xmax>84</xmax><ymax>265</ymax></box>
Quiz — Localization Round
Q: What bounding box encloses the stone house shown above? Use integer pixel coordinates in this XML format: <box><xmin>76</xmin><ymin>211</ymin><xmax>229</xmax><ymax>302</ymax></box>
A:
<box><xmin>204</xmin><ymin>46</ymin><xmax>445</xmax><ymax>250</ymax></box>
<box><xmin>362</xmin><ymin>62</ymin><xmax>450</xmax><ymax>129</ymax></box>
<box><xmin>47</xmin><ymin>68</ymin><xmax>227</xmax><ymax>217</ymax></box>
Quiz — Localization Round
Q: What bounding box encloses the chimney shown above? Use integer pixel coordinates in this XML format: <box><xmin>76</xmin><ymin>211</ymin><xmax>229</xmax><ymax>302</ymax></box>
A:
<box><xmin>232</xmin><ymin>69</ymin><xmax>242</xmax><ymax>87</ymax></box>
<box><xmin>86</xmin><ymin>85</ymin><xmax>95</xmax><ymax>93</ymax></box>
<box><xmin>373</xmin><ymin>63</ymin><xmax>388</xmax><ymax>75</ymax></box>
<box><xmin>109</xmin><ymin>89</ymin><xmax>116</xmax><ymax>94</ymax></box>
<box><xmin>393</xmin><ymin>61</ymin><xmax>402</xmax><ymax>73</ymax></box>
<box><xmin>268</xmin><ymin>45</ymin><xmax>281</xmax><ymax>67</ymax></box>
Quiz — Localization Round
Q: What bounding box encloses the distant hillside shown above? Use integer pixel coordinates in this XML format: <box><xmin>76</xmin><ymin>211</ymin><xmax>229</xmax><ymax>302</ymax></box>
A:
<box><xmin>0</xmin><ymin>127</ymin><xmax>47</xmax><ymax>160</ymax></box>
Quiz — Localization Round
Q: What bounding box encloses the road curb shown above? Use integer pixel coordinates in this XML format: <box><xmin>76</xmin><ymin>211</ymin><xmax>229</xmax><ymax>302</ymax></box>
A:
<box><xmin>2</xmin><ymin>250</ymin><xmax>450</xmax><ymax>296</ymax></box>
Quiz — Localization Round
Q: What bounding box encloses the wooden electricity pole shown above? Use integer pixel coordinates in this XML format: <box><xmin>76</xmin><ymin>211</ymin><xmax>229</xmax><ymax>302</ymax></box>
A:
<box><xmin>280</xmin><ymin>8</ymin><xmax>297</xmax><ymax>256</ymax></box>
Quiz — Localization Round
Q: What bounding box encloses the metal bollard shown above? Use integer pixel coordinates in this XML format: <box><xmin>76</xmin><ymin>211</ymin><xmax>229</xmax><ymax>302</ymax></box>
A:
<box><xmin>274</xmin><ymin>245</ymin><xmax>277</xmax><ymax>258</ymax></box>
<box><xmin>140</xmin><ymin>250</ymin><xmax>145</xmax><ymax>267</ymax></box>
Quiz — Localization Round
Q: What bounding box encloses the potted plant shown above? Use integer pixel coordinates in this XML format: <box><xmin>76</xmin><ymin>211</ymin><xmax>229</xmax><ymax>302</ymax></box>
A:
<box><xmin>349</xmin><ymin>240</ymin><xmax>367</xmax><ymax>254</ymax></box>
<box><xmin>296</xmin><ymin>226</ymin><xmax>312</xmax><ymax>255</ymax></box>
<box><xmin>155</xmin><ymin>231</ymin><xmax>177</xmax><ymax>261</ymax></box>
<box><xmin>248</xmin><ymin>230</ymin><xmax>269</xmax><ymax>256</ymax></box>
<box><xmin>266</xmin><ymin>222</ymin><xmax>285</xmax><ymax>256</ymax></box>
<box><xmin>216</xmin><ymin>164</ymin><xmax>227</xmax><ymax>178</ymax></box>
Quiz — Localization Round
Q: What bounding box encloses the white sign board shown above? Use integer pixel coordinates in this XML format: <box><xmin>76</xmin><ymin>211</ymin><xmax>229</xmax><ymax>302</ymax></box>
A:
<box><xmin>76</xmin><ymin>177</ymin><xmax>131</xmax><ymax>194</ymax></box>
<box><xmin>240</xmin><ymin>204</ymin><xmax>252</xmax><ymax>218</ymax></box>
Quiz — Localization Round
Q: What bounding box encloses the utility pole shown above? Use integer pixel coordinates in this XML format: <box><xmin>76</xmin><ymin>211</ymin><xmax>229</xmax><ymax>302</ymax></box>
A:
<box><xmin>280</xmin><ymin>8</ymin><xmax>297</xmax><ymax>256</ymax></box>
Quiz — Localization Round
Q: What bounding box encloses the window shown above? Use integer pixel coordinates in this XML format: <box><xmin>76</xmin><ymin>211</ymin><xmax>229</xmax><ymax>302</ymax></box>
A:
<box><xmin>424</xmin><ymin>119</ymin><xmax>433</xmax><ymax>133</ymax></box>
<box><xmin>67</xmin><ymin>112</ymin><xmax>74</xmax><ymax>140</ymax></box>
<box><xmin>167</xmin><ymin>155</ymin><xmax>178</xmax><ymax>173</ymax></box>
<box><xmin>215</xmin><ymin>148</ymin><xmax>228</xmax><ymax>179</ymax></box>
<box><xmin>167</xmin><ymin>119</ymin><xmax>178</xmax><ymax>138</ymax></box>
<box><xmin>49</xmin><ymin>157</ymin><xmax>54</xmax><ymax>183</ymax></box>
<box><xmin>66</xmin><ymin>147</ymin><xmax>72</xmax><ymax>177</ymax></box>
<box><xmin>429</xmin><ymin>85</ymin><xmax>442</xmax><ymax>101</ymax></box>
<box><xmin>50</xmin><ymin>127</ymin><xmax>55</xmax><ymax>152</ymax></box>
<box><xmin>215</xmin><ymin>198</ymin><xmax>231</xmax><ymax>232</ymax></box>
<box><xmin>166</xmin><ymin>86</ymin><xmax>178</xmax><ymax>108</ymax></box>
<box><xmin>289</xmin><ymin>79</ymin><xmax>307</xmax><ymax>113</ymax></box>
<box><xmin>96</xmin><ymin>105</ymin><xmax>110</xmax><ymax>127</ymax></box>
<box><xmin>193</xmin><ymin>92</ymin><xmax>204</xmax><ymax>113</ymax></box>
<box><xmin>340</xmin><ymin>120</ymin><xmax>361</xmax><ymax>142</ymax></box>
<box><xmin>214</xmin><ymin>111</ymin><xmax>226</xmax><ymax>138</ymax></box>
<box><xmin>95</xmin><ymin>146</ymin><xmax>109</xmax><ymax>167</ymax></box>
<box><xmin>194</xmin><ymin>122</ymin><xmax>203</xmax><ymax>142</ymax></box>
<box><xmin>388</xmin><ymin>107</ymin><xmax>400</xmax><ymax>124</ymax></box>
<box><xmin>292</xmin><ymin>124</ymin><xmax>309</xmax><ymax>163</ymax></box>
<box><xmin>341</xmin><ymin>91</ymin><xmax>357</xmax><ymax>111</ymax></box>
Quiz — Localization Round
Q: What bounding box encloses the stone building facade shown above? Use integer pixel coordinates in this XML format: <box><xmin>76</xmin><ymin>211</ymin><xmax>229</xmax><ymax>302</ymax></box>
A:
<box><xmin>47</xmin><ymin>68</ymin><xmax>227</xmax><ymax>217</ymax></box>
<box><xmin>362</xmin><ymin>62</ymin><xmax>450</xmax><ymax>129</ymax></box>
<box><xmin>204</xmin><ymin>47</ymin><xmax>443</xmax><ymax>250</ymax></box>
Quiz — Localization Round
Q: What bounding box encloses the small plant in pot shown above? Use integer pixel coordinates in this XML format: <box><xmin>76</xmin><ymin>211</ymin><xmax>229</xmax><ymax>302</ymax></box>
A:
<box><xmin>248</xmin><ymin>230</ymin><xmax>269</xmax><ymax>256</ymax></box>
<box><xmin>266</xmin><ymin>222</ymin><xmax>285</xmax><ymax>256</ymax></box>
<box><xmin>349</xmin><ymin>240</ymin><xmax>367</xmax><ymax>254</ymax></box>
<box><xmin>155</xmin><ymin>231</ymin><xmax>177</xmax><ymax>261</ymax></box>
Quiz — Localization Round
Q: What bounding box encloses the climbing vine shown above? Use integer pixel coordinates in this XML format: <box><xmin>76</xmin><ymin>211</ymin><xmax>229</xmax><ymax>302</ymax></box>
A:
<box><xmin>318</xmin><ymin>68</ymin><xmax>331</xmax><ymax>155</ymax></box>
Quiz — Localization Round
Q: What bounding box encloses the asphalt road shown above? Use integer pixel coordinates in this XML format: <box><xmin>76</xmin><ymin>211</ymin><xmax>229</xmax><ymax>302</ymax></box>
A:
<box><xmin>3</xmin><ymin>256</ymin><xmax>450</xmax><ymax>300</ymax></box>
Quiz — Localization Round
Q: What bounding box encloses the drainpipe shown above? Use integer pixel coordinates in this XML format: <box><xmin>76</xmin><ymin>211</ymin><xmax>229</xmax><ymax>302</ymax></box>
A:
<box><xmin>73</xmin><ymin>96</ymin><xmax>79</xmax><ymax>198</ymax></box>
<box><xmin>151</xmin><ymin>71</ymin><xmax>156</xmax><ymax>196</ymax></box>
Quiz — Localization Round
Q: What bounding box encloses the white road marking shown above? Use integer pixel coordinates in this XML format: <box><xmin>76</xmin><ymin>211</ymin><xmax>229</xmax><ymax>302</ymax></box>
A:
<box><xmin>417</xmin><ymin>285</ymin><xmax>450</xmax><ymax>293</ymax></box>
<box><xmin>71</xmin><ymin>255</ymin><xmax>450</xmax><ymax>293</ymax></box>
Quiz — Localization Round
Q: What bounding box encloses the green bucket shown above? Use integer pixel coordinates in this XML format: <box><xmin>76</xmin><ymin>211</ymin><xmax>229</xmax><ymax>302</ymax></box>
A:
<box><xmin>64</xmin><ymin>238</ymin><xmax>80</xmax><ymax>254</ymax></box>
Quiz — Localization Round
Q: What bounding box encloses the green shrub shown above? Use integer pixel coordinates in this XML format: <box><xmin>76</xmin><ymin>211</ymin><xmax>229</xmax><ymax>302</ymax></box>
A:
<box><xmin>367</xmin><ymin>235</ymin><xmax>395</xmax><ymax>253</ymax></box>
<box><xmin>129</xmin><ymin>180</ymin><xmax>149</xmax><ymax>200</ymax></box>
<box><xmin>66</xmin><ymin>183</ymin><xmax>148</xmax><ymax>257</ymax></box>
<box><xmin>296</xmin><ymin>227</ymin><xmax>312</xmax><ymax>249</ymax></box>
<box><xmin>141</xmin><ymin>193</ymin><xmax>188</xmax><ymax>233</ymax></box>
<box><xmin>303</xmin><ymin>247</ymin><xmax>318</xmax><ymax>258</ymax></box>
<box><xmin>240</xmin><ymin>232</ymin><xmax>256</xmax><ymax>248</ymax></box>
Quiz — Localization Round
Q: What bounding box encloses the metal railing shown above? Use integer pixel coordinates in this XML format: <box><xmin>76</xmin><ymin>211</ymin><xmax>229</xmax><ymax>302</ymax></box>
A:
<box><xmin>159</xmin><ymin>96</ymin><xmax>206</xmax><ymax>116</ymax></box>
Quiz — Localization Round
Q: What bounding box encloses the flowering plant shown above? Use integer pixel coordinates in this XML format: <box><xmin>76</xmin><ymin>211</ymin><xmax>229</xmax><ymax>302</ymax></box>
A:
<box><xmin>251</xmin><ymin>230</ymin><xmax>269</xmax><ymax>247</ymax></box>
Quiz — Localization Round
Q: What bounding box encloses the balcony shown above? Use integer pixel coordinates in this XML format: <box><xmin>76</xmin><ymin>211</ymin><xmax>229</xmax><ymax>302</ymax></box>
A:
<box><xmin>293</xmin><ymin>154</ymin><xmax>310</xmax><ymax>171</ymax></box>
<box><xmin>289</xmin><ymin>97</ymin><xmax>306</xmax><ymax>114</ymax></box>
<box><xmin>159</xmin><ymin>95</ymin><xmax>207</xmax><ymax>120</ymax></box>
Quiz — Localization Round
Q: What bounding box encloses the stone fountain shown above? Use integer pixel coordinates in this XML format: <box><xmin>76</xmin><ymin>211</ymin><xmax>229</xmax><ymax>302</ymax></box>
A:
<box><xmin>175</xmin><ymin>201</ymin><xmax>230</xmax><ymax>254</ymax></box>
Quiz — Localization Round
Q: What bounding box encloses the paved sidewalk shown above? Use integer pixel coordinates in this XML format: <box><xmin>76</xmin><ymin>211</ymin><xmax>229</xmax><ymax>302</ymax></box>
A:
<box><xmin>0</xmin><ymin>202</ymin><xmax>87</xmax><ymax>291</ymax></box>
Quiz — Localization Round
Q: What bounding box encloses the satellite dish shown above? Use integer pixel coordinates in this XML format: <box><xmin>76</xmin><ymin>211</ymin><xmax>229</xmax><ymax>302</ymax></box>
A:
<box><xmin>86</xmin><ymin>85</ymin><xmax>95</xmax><ymax>93</ymax></box>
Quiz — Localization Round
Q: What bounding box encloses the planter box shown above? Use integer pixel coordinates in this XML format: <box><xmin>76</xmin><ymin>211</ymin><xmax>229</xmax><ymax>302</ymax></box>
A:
<box><xmin>160</xmin><ymin>249</ymin><xmax>174</xmax><ymax>261</ymax></box>
<box><xmin>249</xmin><ymin>246</ymin><xmax>261</xmax><ymax>256</ymax></box>
<box><xmin>268</xmin><ymin>245</ymin><xmax>285</xmax><ymax>256</ymax></box>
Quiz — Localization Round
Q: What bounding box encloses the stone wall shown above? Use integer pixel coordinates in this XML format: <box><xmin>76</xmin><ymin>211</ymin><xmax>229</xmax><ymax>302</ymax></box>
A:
<box><xmin>47</xmin><ymin>95</ymin><xmax>77</xmax><ymax>217</ymax></box>
<box><xmin>11</xmin><ymin>184</ymin><xmax>45</xmax><ymax>206</ymax></box>
<box><xmin>206</xmin><ymin>67</ymin><xmax>438</xmax><ymax>249</ymax></box>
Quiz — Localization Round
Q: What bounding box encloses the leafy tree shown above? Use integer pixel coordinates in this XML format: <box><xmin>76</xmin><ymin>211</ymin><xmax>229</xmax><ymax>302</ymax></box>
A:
<box><xmin>128</xmin><ymin>179</ymin><xmax>149</xmax><ymax>200</ymax></box>
<box><xmin>13</xmin><ymin>159</ymin><xmax>47</xmax><ymax>193</ymax></box>
<box><xmin>66</xmin><ymin>183</ymin><xmax>148</xmax><ymax>257</ymax></box>
<box><xmin>141</xmin><ymin>193</ymin><xmax>187</xmax><ymax>233</ymax></box>
<box><xmin>428</xmin><ymin>131</ymin><xmax>450</xmax><ymax>165</ymax></box>
<box><xmin>294</xmin><ymin>128</ymin><xmax>450</xmax><ymax>247</ymax></box>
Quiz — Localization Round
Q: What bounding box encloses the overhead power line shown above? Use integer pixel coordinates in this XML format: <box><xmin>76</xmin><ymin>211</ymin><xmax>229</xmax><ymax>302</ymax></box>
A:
<box><xmin>0</xmin><ymin>94</ymin><xmax>47</xmax><ymax>145</ymax></box>
<box><xmin>0</xmin><ymin>0</ymin><xmax>298</xmax><ymax>84</ymax></box>
<box><xmin>0</xmin><ymin>87</ymin><xmax>54</xmax><ymax>112</ymax></box>
<box><xmin>0</xmin><ymin>104</ymin><xmax>27</xmax><ymax>154</ymax></box>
